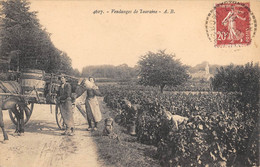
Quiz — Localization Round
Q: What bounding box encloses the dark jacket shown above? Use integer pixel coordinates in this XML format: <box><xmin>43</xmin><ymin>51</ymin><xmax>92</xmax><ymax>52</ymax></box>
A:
<box><xmin>58</xmin><ymin>83</ymin><xmax>72</xmax><ymax>102</ymax></box>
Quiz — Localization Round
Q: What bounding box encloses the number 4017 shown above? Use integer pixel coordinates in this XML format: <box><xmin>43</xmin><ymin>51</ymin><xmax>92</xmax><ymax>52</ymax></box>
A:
<box><xmin>217</xmin><ymin>31</ymin><xmax>228</xmax><ymax>40</ymax></box>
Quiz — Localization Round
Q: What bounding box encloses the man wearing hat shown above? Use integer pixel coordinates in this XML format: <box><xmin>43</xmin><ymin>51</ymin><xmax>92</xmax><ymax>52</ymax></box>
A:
<box><xmin>57</xmin><ymin>75</ymin><xmax>74</xmax><ymax>136</ymax></box>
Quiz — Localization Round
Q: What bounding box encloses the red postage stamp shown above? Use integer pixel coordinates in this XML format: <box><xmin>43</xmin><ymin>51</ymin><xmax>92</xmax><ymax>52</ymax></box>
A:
<box><xmin>215</xmin><ymin>2</ymin><xmax>251</xmax><ymax>46</ymax></box>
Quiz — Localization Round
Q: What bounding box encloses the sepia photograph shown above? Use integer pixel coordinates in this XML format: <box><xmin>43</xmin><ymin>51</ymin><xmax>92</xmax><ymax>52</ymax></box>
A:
<box><xmin>0</xmin><ymin>0</ymin><xmax>259</xmax><ymax>167</ymax></box>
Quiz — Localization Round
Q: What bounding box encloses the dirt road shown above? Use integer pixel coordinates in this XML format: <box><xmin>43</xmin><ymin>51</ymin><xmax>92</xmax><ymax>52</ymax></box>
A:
<box><xmin>0</xmin><ymin>99</ymin><xmax>105</xmax><ymax>167</ymax></box>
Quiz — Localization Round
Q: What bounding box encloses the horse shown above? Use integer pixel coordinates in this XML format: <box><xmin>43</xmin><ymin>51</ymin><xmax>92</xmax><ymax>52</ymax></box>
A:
<box><xmin>0</xmin><ymin>81</ymin><xmax>27</xmax><ymax>140</ymax></box>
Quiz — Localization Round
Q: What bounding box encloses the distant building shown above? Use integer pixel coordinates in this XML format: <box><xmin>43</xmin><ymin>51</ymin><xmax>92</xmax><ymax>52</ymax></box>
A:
<box><xmin>205</xmin><ymin>63</ymin><xmax>209</xmax><ymax>75</ymax></box>
<box><xmin>190</xmin><ymin>62</ymin><xmax>213</xmax><ymax>80</ymax></box>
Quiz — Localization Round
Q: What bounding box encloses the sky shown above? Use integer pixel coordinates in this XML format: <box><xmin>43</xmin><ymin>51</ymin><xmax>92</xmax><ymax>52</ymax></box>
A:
<box><xmin>29</xmin><ymin>0</ymin><xmax>260</xmax><ymax>71</ymax></box>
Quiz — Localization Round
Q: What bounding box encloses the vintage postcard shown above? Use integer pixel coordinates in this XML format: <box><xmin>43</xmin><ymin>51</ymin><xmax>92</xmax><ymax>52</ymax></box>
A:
<box><xmin>0</xmin><ymin>0</ymin><xmax>259</xmax><ymax>167</ymax></box>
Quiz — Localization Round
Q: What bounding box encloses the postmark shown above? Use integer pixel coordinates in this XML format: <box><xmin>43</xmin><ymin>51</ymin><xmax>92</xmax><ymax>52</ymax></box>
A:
<box><xmin>205</xmin><ymin>1</ymin><xmax>257</xmax><ymax>47</ymax></box>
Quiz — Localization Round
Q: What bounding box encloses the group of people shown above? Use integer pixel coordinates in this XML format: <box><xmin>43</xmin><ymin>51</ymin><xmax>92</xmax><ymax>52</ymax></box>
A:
<box><xmin>57</xmin><ymin>75</ymin><xmax>102</xmax><ymax>136</ymax></box>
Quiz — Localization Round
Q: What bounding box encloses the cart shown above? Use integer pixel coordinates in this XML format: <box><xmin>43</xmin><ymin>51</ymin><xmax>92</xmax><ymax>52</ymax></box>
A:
<box><xmin>6</xmin><ymin>69</ymin><xmax>83</xmax><ymax>130</ymax></box>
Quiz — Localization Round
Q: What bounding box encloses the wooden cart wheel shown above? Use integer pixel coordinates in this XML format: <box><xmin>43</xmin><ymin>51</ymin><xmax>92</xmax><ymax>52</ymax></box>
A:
<box><xmin>8</xmin><ymin>103</ymin><xmax>34</xmax><ymax>125</ymax></box>
<box><xmin>55</xmin><ymin>105</ymin><xmax>66</xmax><ymax>130</ymax></box>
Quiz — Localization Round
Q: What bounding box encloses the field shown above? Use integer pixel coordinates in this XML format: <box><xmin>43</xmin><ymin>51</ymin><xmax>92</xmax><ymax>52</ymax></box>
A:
<box><xmin>99</xmin><ymin>84</ymin><xmax>259</xmax><ymax>167</ymax></box>
<box><xmin>0</xmin><ymin>79</ymin><xmax>258</xmax><ymax>167</ymax></box>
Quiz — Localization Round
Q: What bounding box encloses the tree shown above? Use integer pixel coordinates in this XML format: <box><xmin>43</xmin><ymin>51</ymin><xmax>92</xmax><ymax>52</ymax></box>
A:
<box><xmin>57</xmin><ymin>52</ymin><xmax>72</xmax><ymax>73</ymax></box>
<box><xmin>71</xmin><ymin>68</ymin><xmax>81</xmax><ymax>77</ymax></box>
<box><xmin>137</xmin><ymin>50</ymin><xmax>189</xmax><ymax>92</ymax></box>
<box><xmin>211</xmin><ymin>62</ymin><xmax>260</xmax><ymax>108</ymax></box>
<box><xmin>0</xmin><ymin>0</ymin><xmax>63</xmax><ymax>73</ymax></box>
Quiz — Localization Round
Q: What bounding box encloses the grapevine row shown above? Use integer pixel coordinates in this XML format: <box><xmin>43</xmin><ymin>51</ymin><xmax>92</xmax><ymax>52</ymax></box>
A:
<box><xmin>100</xmin><ymin>84</ymin><xmax>259</xmax><ymax>166</ymax></box>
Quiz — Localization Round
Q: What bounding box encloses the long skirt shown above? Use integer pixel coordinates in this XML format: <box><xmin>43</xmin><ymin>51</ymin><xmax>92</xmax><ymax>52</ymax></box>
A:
<box><xmin>60</xmin><ymin>99</ymin><xmax>74</xmax><ymax>129</ymax></box>
<box><xmin>85</xmin><ymin>96</ymin><xmax>102</xmax><ymax>123</ymax></box>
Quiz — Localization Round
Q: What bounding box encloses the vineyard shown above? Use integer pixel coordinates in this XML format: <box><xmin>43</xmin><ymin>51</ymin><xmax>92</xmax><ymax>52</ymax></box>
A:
<box><xmin>100</xmin><ymin>84</ymin><xmax>259</xmax><ymax>167</ymax></box>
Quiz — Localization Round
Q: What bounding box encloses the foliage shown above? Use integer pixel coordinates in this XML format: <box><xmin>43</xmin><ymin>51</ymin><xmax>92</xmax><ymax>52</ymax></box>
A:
<box><xmin>101</xmin><ymin>84</ymin><xmax>259</xmax><ymax>166</ymax></box>
<box><xmin>163</xmin><ymin>80</ymin><xmax>211</xmax><ymax>92</ymax></box>
<box><xmin>211</xmin><ymin>62</ymin><xmax>260</xmax><ymax>108</ymax></box>
<box><xmin>92</xmin><ymin>97</ymin><xmax>160</xmax><ymax>167</ymax></box>
<box><xmin>71</xmin><ymin>68</ymin><xmax>81</xmax><ymax>77</ymax></box>
<box><xmin>158</xmin><ymin>93</ymin><xmax>258</xmax><ymax>167</ymax></box>
<box><xmin>56</xmin><ymin>52</ymin><xmax>80</xmax><ymax>76</ymax></box>
<box><xmin>0</xmin><ymin>0</ymin><xmax>77</xmax><ymax>75</ymax></box>
<box><xmin>0</xmin><ymin>0</ymin><xmax>57</xmax><ymax>72</ymax></box>
<box><xmin>138</xmin><ymin>50</ymin><xmax>189</xmax><ymax>92</ymax></box>
<box><xmin>82</xmin><ymin>64</ymin><xmax>137</xmax><ymax>80</ymax></box>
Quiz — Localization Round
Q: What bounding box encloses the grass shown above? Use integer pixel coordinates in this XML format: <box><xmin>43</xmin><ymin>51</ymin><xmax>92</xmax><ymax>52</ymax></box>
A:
<box><xmin>90</xmin><ymin>98</ymin><xmax>161</xmax><ymax>167</ymax></box>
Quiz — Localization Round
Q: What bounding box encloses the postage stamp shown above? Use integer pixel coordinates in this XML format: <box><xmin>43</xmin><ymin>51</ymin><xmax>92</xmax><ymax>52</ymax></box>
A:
<box><xmin>216</xmin><ymin>2</ymin><xmax>250</xmax><ymax>46</ymax></box>
<box><xmin>205</xmin><ymin>1</ymin><xmax>257</xmax><ymax>47</ymax></box>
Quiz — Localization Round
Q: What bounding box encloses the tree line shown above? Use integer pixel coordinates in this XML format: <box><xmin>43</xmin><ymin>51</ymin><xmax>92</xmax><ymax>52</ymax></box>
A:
<box><xmin>211</xmin><ymin>62</ymin><xmax>259</xmax><ymax>108</ymax></box>
<box><xmin>81</xmin><ymin>64</ymin><xmax>137</xmax><ymax>80</ymax></box>
<box><xmin>71</xmin><ymin>48</ymin><xmax>260</xmax><ymax>103</ymax></box>
<box><xmin>0</xmin><ymin>0</ymin><xmax>79</xmax><ymax>76</ymax></box>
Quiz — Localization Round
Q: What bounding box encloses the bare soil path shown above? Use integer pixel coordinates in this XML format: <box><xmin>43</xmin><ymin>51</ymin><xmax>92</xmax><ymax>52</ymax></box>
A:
<box><xmin>0</xmin><ymin>101</ymin><xmax>105</xmax><ymax>167</ymax></box>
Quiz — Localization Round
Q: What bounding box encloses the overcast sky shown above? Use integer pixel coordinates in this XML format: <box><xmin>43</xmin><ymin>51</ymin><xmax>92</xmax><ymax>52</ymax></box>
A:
<box><xmin>30</xmin><ymin>0</ymin><xmax>260</xmax><ymax>71</ymax></box>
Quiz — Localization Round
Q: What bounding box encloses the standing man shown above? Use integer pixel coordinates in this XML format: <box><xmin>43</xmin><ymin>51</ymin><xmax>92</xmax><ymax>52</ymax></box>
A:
<box><xmin>57</xmin><ymin>75</ymin><xmax>74</xmax><ymax>136</ymax></box>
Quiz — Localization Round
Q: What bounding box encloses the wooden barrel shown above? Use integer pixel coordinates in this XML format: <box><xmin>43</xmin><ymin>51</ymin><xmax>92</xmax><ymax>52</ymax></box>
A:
<box><xmin>20</xmin><ymin>69</ymin><xmax>46</xmax><ymax>99</ymax></box>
